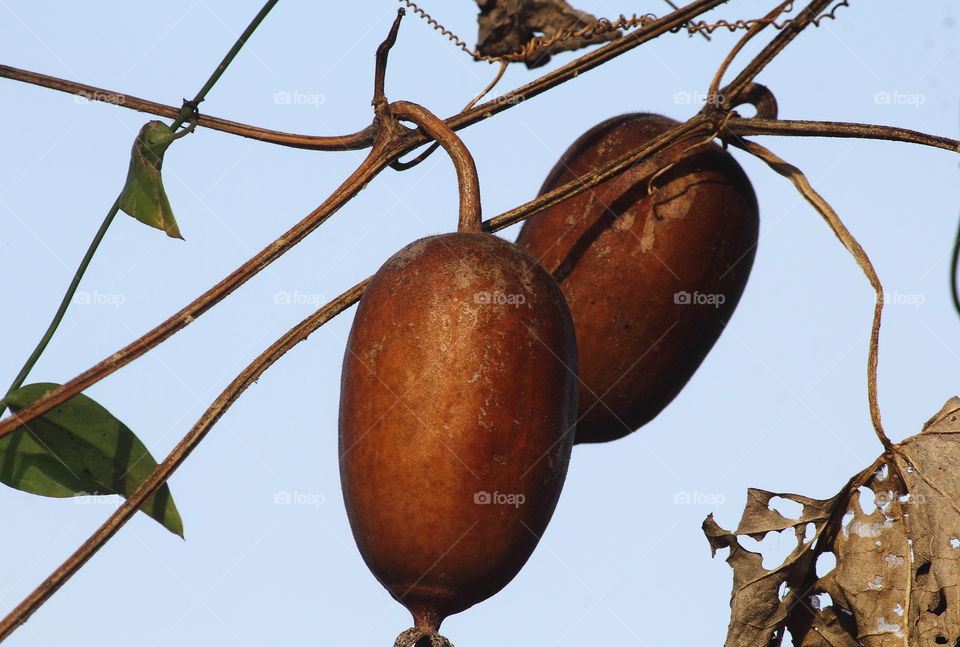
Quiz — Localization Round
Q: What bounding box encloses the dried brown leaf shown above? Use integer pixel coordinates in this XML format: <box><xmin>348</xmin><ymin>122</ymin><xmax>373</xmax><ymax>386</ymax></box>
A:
<box><xmin>475</xmin><ymin>0</ymin><xmax>620</xmax><ymax>68</ymax></box>
<box><xmin>706</xmin><ymin>397</ymin><xmax>960</xmax><ymax>647</ymax></box>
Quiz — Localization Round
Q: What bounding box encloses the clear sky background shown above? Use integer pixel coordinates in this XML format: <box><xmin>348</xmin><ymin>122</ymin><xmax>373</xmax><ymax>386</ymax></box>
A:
<box><xmin>1</xmin><ymin>2</ymin><xmax>958</xmax><ymax>646</ymax></box>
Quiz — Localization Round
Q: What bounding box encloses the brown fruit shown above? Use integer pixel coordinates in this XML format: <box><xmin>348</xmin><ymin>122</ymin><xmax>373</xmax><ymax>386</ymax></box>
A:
<box><xmin>517</xmin><ymin>113</ymin><xmax>759</xmax><ymax>444</ymax></box>
<box><xmin>339</xmin><ymin>232</ymin><xmax>577</xmax><ymax>634</ymax></box>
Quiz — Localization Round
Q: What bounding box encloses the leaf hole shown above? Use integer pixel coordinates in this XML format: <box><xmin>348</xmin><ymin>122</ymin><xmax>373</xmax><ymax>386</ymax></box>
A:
<box><xmin>740</xmin><ymin>532</ymin><xmax>796</xmax><ymax>569</ymax></box>
<box><xmin>858</xmin><ymin>486</ymin><xmax>878</xmax><ymax>514</ymax></box>
<box><xmin>935</xmin><ymin>637</ymin><xmax>947</xmax><ymax>644</ymax></box>
<box><xmin>917</xmin><ymin>561</ymin><xmax>932</xmax><ymax>577</ymax></box>
<box><xmin>769</xmin><ymin>496</ymin><xmax>803</xmax><ymax>519</ymax></box>
<box><xmin>778</xmin><ymin>581</ymin><xmax>789</xmax><ymax>600</ymax></box>
<box><xmin>816</xmin><ymin>552</ymin><xmax>837</xmax><ymax>577</ymax></box>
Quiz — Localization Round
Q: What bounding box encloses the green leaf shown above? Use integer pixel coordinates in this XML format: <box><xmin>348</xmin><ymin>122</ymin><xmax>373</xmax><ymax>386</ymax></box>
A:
<box><xmin>118</xmin><ymin>120</ymin><xmax>184</xmax><ymax>239</ymax></box>
<box><xmin>0</xmin><ymin>383</ymin><xmax>183</xmax><ymax>537</ymax></box>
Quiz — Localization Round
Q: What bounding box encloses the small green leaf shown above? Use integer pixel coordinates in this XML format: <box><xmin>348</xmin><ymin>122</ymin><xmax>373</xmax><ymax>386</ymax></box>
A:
<box><xmin>0</xmin><ymin>383</ymin><xmax>183</xmax><ymax>537</ymax></box>
<box><xmin>118</xmin><ymin>120</ymin><xmax>184</xmax><ymax>239</ymax></box>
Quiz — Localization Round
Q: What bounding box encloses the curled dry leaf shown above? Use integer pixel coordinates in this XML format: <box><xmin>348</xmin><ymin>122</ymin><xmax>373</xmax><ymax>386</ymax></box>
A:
<box><xmin>704</xmin><ymin>397</ymin><xmax>960</xmax><ymax>647</ymax></box>
<box><xmin>475</xmin><ymin>0</ymin><xmax>620</xmax><ymax>68</ymax></box>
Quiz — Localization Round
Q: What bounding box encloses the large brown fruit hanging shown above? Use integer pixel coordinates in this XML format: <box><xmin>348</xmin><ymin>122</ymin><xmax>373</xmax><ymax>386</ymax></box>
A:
<box><xmin>339</xmin><ymin>232</ymin><xmax>577</xmax><ymax>637</ymax></box>
<box><xmin>517</xmin><ymin>113</ymin><xmax>758</xmax><ymax>444</ymax></box>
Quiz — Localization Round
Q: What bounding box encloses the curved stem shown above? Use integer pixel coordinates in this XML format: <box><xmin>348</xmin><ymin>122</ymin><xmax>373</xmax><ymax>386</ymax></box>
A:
<box><xmin>391</xmin><ymin>61</ymin><xmax>508</xmax><ymax>172</ymax></box>
<box><xmin>727</xmin><ymin>83</ymin><xmax>778</xmax><ymax>120</ymax></box>
<box><xmin>390</xmin><ymin>101</ymin><xmax>482</xmax><ymax>232</ymax></box>
<box><xmin>0</xmin><ymin>278</ymin><xmax>369</xmax><ymax>641</ymax></box>
<box><xmin>733</xmin><ymin>137</ymin><xmax>892</xmax><ymax>450</ymax></box>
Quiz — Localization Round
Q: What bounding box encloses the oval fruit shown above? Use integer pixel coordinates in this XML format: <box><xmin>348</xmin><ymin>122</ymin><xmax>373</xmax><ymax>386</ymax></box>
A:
<box><xmin>517</xmin><ymin>113</ymin><xmax>759</xmax><ymax>444</ymax></box>
<box><xmin>339</xmin><ymin>232</ymin><xmax>577</xmax><ymax>634</ymax></box>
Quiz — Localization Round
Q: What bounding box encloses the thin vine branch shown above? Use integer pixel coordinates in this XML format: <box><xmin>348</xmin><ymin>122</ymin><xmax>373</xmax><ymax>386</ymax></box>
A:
<box><xmin>0</xmin><ymin>64</ymin><xmax>376</xmax><ymax>151</ymax></box>
<box><xmin>733</xmin><ymin>136</ymin><xmax>891</xmax><ymax>450</ymax></box>
<box><xmin>0</xmin><ymin>279</ymin><xmax>370</xmax><ymax>641</ymax></box>
<box><xmin>727</xmin><ymin>118</ymin><xmax>960</xmax><ymax>152</ymax></box>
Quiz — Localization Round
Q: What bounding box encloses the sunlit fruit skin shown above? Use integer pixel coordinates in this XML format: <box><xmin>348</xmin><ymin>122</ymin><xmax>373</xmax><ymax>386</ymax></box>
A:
<box><xmin>339</xmin><ymin>232</ymin><xmax>577</xmax><ymax>631</ymax></box>
<box><xmin>516</xmin><ymin>113</ymin><xmax>758</xmax><ymax>444</ymax></box>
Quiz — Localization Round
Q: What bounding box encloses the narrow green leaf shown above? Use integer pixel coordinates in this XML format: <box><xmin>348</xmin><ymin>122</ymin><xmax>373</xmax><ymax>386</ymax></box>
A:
<box><xmin>0</xmin><ymin>383</ymin><xmax>183</xmax><ymax>537</ymax></box>
<box><xmin>118</xmin><ymin>120</ymin><xmax>184</xmax><ymax>240</ymax></box>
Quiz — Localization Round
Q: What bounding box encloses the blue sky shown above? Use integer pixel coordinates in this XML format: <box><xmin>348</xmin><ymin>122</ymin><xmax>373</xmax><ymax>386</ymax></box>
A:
<box><xmin>1</xmin><ymin>2</ymin><xmax>958</xmax><ymax>645</ymax></box>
